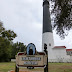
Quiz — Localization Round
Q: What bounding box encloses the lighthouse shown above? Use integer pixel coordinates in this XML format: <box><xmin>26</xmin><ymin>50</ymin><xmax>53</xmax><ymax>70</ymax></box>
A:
<box><xmin>42</xmin><ymin>0</ymin><xmax>54</xmax><ymax>59</ymax></box>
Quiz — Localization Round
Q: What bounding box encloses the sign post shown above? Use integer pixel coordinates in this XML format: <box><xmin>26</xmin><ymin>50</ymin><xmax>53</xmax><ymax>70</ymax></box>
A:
<box><xmin>15</xmin><ymin>64</ymin><xmax>19</xmax><ymax>72</ymax></box>
<box><xmin>44</xmin><ymin>43</ymin><xmax>48</xmax><ymax>72</ymax></box>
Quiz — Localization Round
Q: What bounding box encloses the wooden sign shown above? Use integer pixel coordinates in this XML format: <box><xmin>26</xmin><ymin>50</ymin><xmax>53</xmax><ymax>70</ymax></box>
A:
<box><xmin>15</xmin><ymin>43</ymin><xmax>48</xmax><ymax>72</ymax></box>
<box><xmin>16</xmin><ymin>54</ymin><xmax>47</xmax><ymax>67</ymax></box>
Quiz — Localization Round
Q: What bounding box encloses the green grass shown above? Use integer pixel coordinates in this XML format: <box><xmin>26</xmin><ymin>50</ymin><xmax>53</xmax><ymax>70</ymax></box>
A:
<box><xmin>0</xmin><ymin>62</ymin><xmax>15</xmax><ymax>72</ymax></box>
<box><xmin>48</xmin><ymin>63</ymin><xmax>72</xmax><ymax>72</ymax></box>
<box><xmin>0</xmin><ymin>62</ymin><xmax>72</xmax><ymax>72</ymax></box>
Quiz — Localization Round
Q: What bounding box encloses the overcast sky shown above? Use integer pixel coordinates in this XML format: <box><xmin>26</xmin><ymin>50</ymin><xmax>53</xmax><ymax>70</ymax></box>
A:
<box><xmin>0</xmin><ymin>0</ymin><xmax>72</xmax><ymax>51</ymax></box>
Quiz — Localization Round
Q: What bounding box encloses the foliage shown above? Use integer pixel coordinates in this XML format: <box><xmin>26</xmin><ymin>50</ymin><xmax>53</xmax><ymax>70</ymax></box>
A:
<box><xmin>0</xmin><ymin>21</ymin><xmax>17</xmax><ymax>41</ymax></box>
<box><xmin>1</xmin><ymin>30</ymin><xmax>17</xmax><ymax>41</ymax></box>
<box><xmin>0</xmin><ymin>21</ymin><xmax>27</xmax><ymax>61</ymax></box>
<box><xmin>50</xmin><ymin>0</ymin><xmax>72</xmax><ymax>38</ymax></box>
<box><xmin>0</xmin><ymin>21</ymin><xmax>17</xmax><ymax>62</ymax></box>
<box><xmin>11</xmin><ymin>42</ymin><xmax>26</xmax><ymax>59</ymax></box>
<box><xmin>0</xmin><ymin>37</ymin><xmax>12</xmax><ymax>62</ymax></box>
<box><xmin>0</xmin><ymin>21</ymin><xmax>5</xmax><ymax>33</ymax></box>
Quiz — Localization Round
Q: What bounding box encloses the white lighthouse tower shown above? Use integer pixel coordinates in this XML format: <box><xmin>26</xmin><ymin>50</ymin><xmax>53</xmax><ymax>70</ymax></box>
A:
<box><xmin>42</xmin><ymin>0</ymin><xmax>54</xmax><ymax>60</ymax></box>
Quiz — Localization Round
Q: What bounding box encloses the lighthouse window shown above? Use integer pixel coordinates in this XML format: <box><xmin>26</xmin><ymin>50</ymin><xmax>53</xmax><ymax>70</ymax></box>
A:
<box><xmin>49</xmin><ymin>43</ymin><xmax>51</xmax><ymax>46</ymax></box>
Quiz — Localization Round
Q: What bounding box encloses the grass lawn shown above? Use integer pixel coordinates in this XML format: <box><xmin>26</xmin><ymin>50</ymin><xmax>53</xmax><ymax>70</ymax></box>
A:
<box><xmin>0</xmin><ymin>62</ymin><xmax>72</xmax><ymax>72</ymax></box>
<box><xmin>0</xmin><ymin>62</ymin><xmax>15</xmax><ymax>72</ymax></box>
<box><xmin>48</xmin><ymin>63</ymin><xmax>72</xmax><ymax>72</ymax></box>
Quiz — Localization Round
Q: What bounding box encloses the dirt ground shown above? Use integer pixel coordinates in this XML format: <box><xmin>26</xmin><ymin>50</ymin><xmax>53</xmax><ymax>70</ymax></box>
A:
<box><xmin>10</xmin><ymin>70</ymin><xmax>43</xmax><ymax>72</ymax></box>
<box><xmin>10</xmin><ymin>68</ymin><xmax>44</xmax><ymax>72</ymax></box>
<box><xmin>10</xmin><ymin>71</ymin><xmax>43</xmax><ymax>72</ymax></box>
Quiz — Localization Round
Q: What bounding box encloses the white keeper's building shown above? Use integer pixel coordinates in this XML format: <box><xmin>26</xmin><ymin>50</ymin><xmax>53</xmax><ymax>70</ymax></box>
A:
<box><xmin>48</xmin><ymin>46</ymin><xmax>72</xmax><ymax>62</ymax></box>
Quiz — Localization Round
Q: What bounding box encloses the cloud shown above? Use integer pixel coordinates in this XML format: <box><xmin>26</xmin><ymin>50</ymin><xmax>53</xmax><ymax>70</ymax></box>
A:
<box><xmin>0</xmin><ymin>0</ymin><xmax>72</xmax><ymax>52</ymax></box>
<box><xmin>53</xmin><ymin>30</ymin><xmax>72</xmax><ymax>49</ymax></box>
<box><xmin>0</xmin><ymin>0</ymin><xmax>43</xmax><ymax>51</ymax></box>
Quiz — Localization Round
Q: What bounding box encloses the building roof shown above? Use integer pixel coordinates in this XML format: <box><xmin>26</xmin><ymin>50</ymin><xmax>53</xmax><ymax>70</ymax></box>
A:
<box><xmin>66</xmin><ymin>49</ymin><xmax>72</xmax><ymax>51</ymax></box>
<box><xmin>53</xmin><ymin>46</ymin><xmax>66</xmax><ymax>49</ymax></box>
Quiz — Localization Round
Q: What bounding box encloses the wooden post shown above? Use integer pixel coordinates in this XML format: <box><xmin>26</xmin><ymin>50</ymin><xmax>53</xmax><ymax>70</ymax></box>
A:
<box><xmin>44</xmin><ymin>44</ymin><xmax>48</xmax><ymax>72</ymax></box>
<box><xmin>44</xmin><ymin>54</ymin><xmax>48</xmax><ymax>72</ymax></box>
<box><xmin>15</xmin><ymin>64</ymin><xmax>19</xmax><ymax>72</ymax></box>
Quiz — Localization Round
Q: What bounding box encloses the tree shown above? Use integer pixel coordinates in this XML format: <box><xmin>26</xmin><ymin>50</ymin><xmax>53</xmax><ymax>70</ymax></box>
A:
<box><xmin>50</xmin><ymin>0</ymin><xmax>71</xmax><ymax>38</ymax></box>
<box><xmin>0</xmin><ymin>21</ymin><xmax>17</xmax><ymax>41</ymax></box>
<box><xmin>11</xmin><ymin>42</ymin><xmax>26</xmax><ymax>59</ymax></box>
<box><xmin>18</xmin><ymin>42</ymin><xmax>26</xmax><ymax>52</ymax></box>
<box><xmin>0</xmin><ymin>21</ymin><xmax>27</xmax><ymax>61</ymax></box>
<box><xmin>0</xmin><ymin>21</ymin><xmax>17</xmax><ymax>62</ymax></box>
<box><xmin>0</xmin><ymin>37</ymin><xmax>12</xmax><ymax>62</ymax></box>
<box><xmin>0</xmin><ymin>21</ymin><xmax>5</xmax><ymax>33</ymax></box>
<box><xmin>1</xmin><ymin>30</ymin><xmax>17</xmax><ymax>41</ymax></box>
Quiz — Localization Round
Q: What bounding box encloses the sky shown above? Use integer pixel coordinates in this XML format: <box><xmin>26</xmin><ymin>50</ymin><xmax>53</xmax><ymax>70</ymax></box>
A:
<box><xmin>0</xmin><ymin>0</ymin><xmax>72</xmax><ymax>51</ymax></box>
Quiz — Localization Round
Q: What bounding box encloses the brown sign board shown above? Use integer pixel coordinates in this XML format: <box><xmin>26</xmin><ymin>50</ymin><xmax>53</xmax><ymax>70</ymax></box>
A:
<box><xmin>16</xmin><ymin>53</ymin><xmax>47</xmax><ymax>67</ymax></box>
<box><xmin>16</xmin><ymin>43</ymin><xmax>47</xmax><ymax>68</ymax></box>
